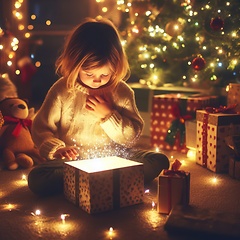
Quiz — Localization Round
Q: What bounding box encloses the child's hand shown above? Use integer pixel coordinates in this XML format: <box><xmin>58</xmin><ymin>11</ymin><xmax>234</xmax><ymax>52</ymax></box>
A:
<box><xmin>53</xmin><ymin>146</ymin><xmax>79</xmax><ymax>160</ymax></box>
<box><xmin>86</xmin><ymin>95</ymin><xmax>112</xmax><ymax>119</ymax></box>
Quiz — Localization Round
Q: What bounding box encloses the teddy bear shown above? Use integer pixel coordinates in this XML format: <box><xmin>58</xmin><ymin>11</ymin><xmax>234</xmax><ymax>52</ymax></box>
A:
<box><xmin>0</xmin><ymin>97</ymin><xmax>45</xmax><ymax>170</ymax></box>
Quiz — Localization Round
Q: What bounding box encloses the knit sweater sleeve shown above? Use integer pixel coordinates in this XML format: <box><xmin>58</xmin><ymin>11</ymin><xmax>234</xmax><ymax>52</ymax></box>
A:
<box><xmin>31</xmin><ymin>79</ymin><xmax>66</xmax><ymax>160</ymax></box>
<box><xmin>100</xmin><ymin>82</ymin><xmax>144</xmax><ymax>147</ymax></box>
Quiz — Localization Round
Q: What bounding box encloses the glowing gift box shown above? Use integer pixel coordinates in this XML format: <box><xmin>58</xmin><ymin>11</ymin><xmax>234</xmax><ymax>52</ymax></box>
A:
<box><xmin>63</xmin><ymin>156</ymin><xmax>144</xmax><ymax>214</ymax></box>
<box><xmin>157</xmin><ymin>168</ymin><xmax>190</xmax><ymax>215</ymax></box>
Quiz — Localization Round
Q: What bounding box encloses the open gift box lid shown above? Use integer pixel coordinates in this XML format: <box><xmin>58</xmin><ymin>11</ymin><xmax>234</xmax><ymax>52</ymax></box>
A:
<box><xmin>64</xmin><ymin>156</ymin><xmax>143</xmax><ymax>173</ymax></box>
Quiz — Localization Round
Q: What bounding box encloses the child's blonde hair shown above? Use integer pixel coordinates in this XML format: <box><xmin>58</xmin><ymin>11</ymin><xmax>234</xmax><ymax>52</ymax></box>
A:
<box><xmin>55</xmin><ymin>17</ymin><xmax>130</xmax><ymax>90</ymax></box>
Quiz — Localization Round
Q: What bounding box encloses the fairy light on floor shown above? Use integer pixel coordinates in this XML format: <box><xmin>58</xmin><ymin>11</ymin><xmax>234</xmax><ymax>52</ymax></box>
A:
<box><xmin>211</xmin><ymin>176</ymin><xmax>218</xmax><ymax>185</ymax></box>
<box><xmin>180</xmin><ymin>159</ymin><xmax>186</xmax><ymax>166</ymax></box>
<box><xmin>3</xmin><ymin>203</ymin><xmax>19</xmax><ymax>211</ymax></box>
<box><xmin>144</xmin><ymin>189</ymin><xmax>150</xmax><ymax>194</ymax></box>
<box><xmin>31</xmin><ymin>209</ymin><xmax>41</xmax><ymax>216</ymax></box>
<box><xmin>151</xmin><ymin>201</ymin><xmax>155</xmax><ymax>210</ymax></box>
<box><xmin>60</xmin><ymin>213</ymin><xmax>70</xmax><ymax>224</ymax></box>
<box><xmin>141</xmin><ymin>206</ymin><xmax>166</xmax><ymax>230</ymax></box>
<box><xmin>22</xmin><ymin>174</ymin><xmax>27</xmax><ymax>181</ymax></box>
<box><xmin>108</xmin><ymin>227</ymin><xmax>114</xmax><ymax>239</ymax></box>
<box><xmin>187</xmin><ymin>149</ymin><xmax>196</xmax><ymax>160</ymax></box>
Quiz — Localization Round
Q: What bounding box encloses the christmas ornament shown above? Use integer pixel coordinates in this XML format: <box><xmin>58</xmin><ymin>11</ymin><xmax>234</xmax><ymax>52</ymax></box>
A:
<box><xmin>192</xmin><ymin>56</ymin><xmax>206</xmax><ymax>71</ymax></box>
<box><xmin>210</xmin><ymin>17</ymin><xmax>224</xmax><ymax>31</ymax></box>
<box><xmin>165</xmin><ymin>19</ymin><xmax>184</xmax><ymax>37</ymax></box>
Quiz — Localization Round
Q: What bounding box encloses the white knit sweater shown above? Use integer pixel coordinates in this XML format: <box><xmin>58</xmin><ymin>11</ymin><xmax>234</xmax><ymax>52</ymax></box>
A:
<box><xmin>32</xmin><ymin>77</ymin><xmax>144</xmax><ymax>160</ymax></box>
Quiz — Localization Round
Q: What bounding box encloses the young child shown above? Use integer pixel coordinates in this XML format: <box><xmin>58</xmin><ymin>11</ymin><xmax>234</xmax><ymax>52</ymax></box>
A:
<box><xmin>28</xmin><ymin>17</ymin><xmax>169</xmax><ymax>196</ymax></box>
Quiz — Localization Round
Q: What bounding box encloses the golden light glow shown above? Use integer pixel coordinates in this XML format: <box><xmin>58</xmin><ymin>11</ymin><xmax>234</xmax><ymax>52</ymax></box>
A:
<box><xmin>211</xmin><ymin>177</ymin><xmax>219</xmax><ymax>185</ymax></box>
<box><xmin>31</xmin><ymin>14</ymin><xmax>37</xmax><ymax>20</ymax></box>
<box><xmin>35</xmin><ymin>61</ymin><xmax>41</xmax><ymax>67</ymax></box>
<box><xmin>187</xmin><ymin>149</ymin><xmax>196</xmax><ymax>160</ymax></box>
<box><xmin>32</xmin><ymin>209</ymin><xmax>41</xmax><ymax>216</ymax></box>
<box><xmin>25</xmin><ymin>32</ymin><xmax>31</xmax><ymax>38</ymax></box>
<box><xmin>28</xmin><ymin>25</ymin><xmax>34</xmax><ymax>30</ymax></box>
<box><xmin>7</xmin><ymin>61</ymin><xmax>13</xmax><ymax>66</ymax></box>
<box><xmin>102</xmin><ymin>7</ymin><xmax>108</xmax><ymax>13</ymax></box>
<box><xmin>106</xmin><ymin>226</ymin><xmax>117</xmax><ymax>239</ymax></box>
<box><xmin>60</xmin><ymin>213</ymin><xmax>70</xmax><ymax>224</ymax></box>
<box><xmin>2</xmin><ymin>203</ymin><xmax>19</xmax><ymax>211</ymax></box>
<box><xmin>46</xmin><ymin>20</ymin><xmax>52</xmax><ymax>26</ymax></box>
<box><xmin>151</xmin><ymin>201</ymin><xmax>155</xmax><ymax>210</ymax></box>
<box><xmin>15</xmin><ymin>1</ymin><xmax>21</xmax><ymax>8</ymax></box>
<box><xmin>22</xmin><ymin>174</ymin><xmax>27</xmax><ymax>181</ymax></box>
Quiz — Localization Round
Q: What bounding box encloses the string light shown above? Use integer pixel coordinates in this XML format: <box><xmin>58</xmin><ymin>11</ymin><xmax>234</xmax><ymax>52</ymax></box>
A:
<box><xmin>151</xmin><ymin>201</ymin><xmax>155</xmax><ymax>210</ymax></box>
<box><xmin>108</xmin><ymin>227</ymin><xmax>115</xmax><ymax>239</ymax></box>
<box><xmin>22</xmin><ymin>174</ymin><xmax>27</xmax><ymax>181</ymax></box>
<box><xmin>60</xmin><ymin>213</ymin><xmax>70</xmax><ymax>224</ymax></box>
<box><xmin>211</xmin><ymin>177</ymin><xmax>218</xmax><ymax>184</ymax></box>
<box><xmin>95</xmin><ymin>0</ymin><xmax>239</xmax><ymax>87</ymax></box>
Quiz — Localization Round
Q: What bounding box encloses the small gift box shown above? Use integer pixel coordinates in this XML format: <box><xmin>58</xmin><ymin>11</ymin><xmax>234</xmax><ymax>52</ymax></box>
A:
<box><xmin>196</xmin><ymin>106</ymin><xmax>240</xmax><ymax>173</ymax></box>
<box><xmin>157</xmin><ymin>159</ymin><xmax>190</xmax><ymax>214</ymax></box>
<box><xmin>63</xmin><ymin>156</ymin><xmax>144</xmax><ymax>214</ymax></box>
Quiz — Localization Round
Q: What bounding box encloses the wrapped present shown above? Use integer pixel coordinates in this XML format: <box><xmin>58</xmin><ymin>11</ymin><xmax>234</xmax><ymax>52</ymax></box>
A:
<box><xmin>63</xmin><ymin>156</ymin><xmax>144</xmax><ymax>214</ymax></box>
<box><xmin>164</xmin><ymin>205</ymin><xmax>240</xmax><ymax>239</ymax></box>
<box><xmin>151</xmin><ymin>93</ymin><xmax>218</xmax><ymax>152</ymax></box>
<box><xmin>157</xmin><ymin>159</ymin><xmax>190</xmax><ymax>214</ymax></box>
<box><xmin>227</xmin><ymin>83</ymin><xmax>240</xmax><ymax>113</ymax></box>
<box><xmin>196</xmin><ymin>107</ymin><xmax>240</xmax><ymax>173</ymax></box>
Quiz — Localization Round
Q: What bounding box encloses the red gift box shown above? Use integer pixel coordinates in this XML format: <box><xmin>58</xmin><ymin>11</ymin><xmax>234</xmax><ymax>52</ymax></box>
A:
<box><xmin>151</xmin><ymin>94</ymin><xmax>217</xmax><ymax>152</ymax></box>
<box><xmin>157</xmin><ymin>160</ymin><xmax>190</xmax><ymax>214</ymax></box>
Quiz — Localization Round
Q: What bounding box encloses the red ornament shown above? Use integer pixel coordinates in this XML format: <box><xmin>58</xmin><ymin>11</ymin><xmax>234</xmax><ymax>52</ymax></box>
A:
<box><xmin>210</xmin><ymin>17</ymin><xmax>224</xmax><ymax>31</ymax></box>
<box><xmin>192</xmin><ymin>56</ymin><xmax>206</xmax><ymax>71</ymax></box>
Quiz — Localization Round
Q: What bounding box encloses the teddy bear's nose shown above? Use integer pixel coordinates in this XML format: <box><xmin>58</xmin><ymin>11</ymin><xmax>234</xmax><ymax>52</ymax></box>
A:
<box><xmin>18</xmin><ymin>104</ymin><xmax>26</xmax><ymax>109</ymax></box>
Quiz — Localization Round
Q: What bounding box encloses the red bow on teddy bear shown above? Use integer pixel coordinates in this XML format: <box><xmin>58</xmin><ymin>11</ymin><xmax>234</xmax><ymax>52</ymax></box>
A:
<box><xmin>3</xmin><ymin>116</ymin><xmax>32</xmax><ymax>137</ymax></box>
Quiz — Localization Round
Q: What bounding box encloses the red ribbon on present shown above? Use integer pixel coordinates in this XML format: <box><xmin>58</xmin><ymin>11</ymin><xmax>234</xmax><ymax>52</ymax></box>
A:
<box><xmin>165</xmin><ymin>103</ymin><xmax>193</xmax><ymax>148</ymax></box>
<box><xmin>201</xmin><ymin>104</ymin><xmax>238</xmax><ymax>167</ymax></box>
<box><xmin>163</xmin><ymin>159</ymin><xmax>187</xmax><ymax>176</ymax></box>
<box><xmin>162</xmin><ymin>159</ymin><xmax>189</xmax><ymax>213</ymax></box>
<box><xmin>205</xmin><ymin>104</ymin><xmax>237</xmax><ymax>114</ymax></box>
<box><xmin>172</xmin><ymin>103</ymin><xmax>193</xmax><ymax>123</ymax></box>
<box><xmin>3</xmin><ymin>116</ymin><xmax>32</xmax><ymax>137</ymax></box>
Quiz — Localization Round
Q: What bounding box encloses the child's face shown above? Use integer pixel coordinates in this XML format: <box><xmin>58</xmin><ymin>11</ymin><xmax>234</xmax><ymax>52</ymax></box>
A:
<box><xmin>79</xmin><ymin>65</ymin><xmax>112</xmax><ymax>89</ymax></box>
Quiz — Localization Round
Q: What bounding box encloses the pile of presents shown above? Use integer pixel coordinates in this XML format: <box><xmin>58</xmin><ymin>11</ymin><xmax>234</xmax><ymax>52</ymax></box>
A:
<box><xmin>150</xmin><ymin>83</ymin><xmax>240</xmax><ymax>177</ymax></box>
<box><xmin>62</xmin><ymin>83</ymin><xmax>240</xmax><ymax>222</ymax></box>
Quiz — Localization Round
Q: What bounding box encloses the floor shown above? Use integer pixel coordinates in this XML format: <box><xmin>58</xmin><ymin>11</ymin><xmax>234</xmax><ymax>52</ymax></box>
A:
<box><xmin>1</xmin><ymin>136</ymin><xmax>240</xmax><ymax>240</ymax></box>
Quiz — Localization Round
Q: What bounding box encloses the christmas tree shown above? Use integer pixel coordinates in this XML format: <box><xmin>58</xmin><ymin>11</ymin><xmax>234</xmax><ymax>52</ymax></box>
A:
<box><xmin>96</xmin><ymin>0</ymin><xmax>240</xmax><ymax>90</ymax></box>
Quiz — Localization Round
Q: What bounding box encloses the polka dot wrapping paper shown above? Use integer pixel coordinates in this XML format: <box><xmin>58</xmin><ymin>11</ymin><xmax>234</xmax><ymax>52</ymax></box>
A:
<box><xmin>196</xmin><ymin>110</ymin><xmax>240</xmax><ymax>173</ymax></box>
<box><xmin>63</xmin><ymin>157</ymin><xmax>144</xmax><ymax>214</ymax></box>
<box><xmin>150</xmin><ymin>94</ymin><xmax>218</xmax><ymax>153</ymax></box>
